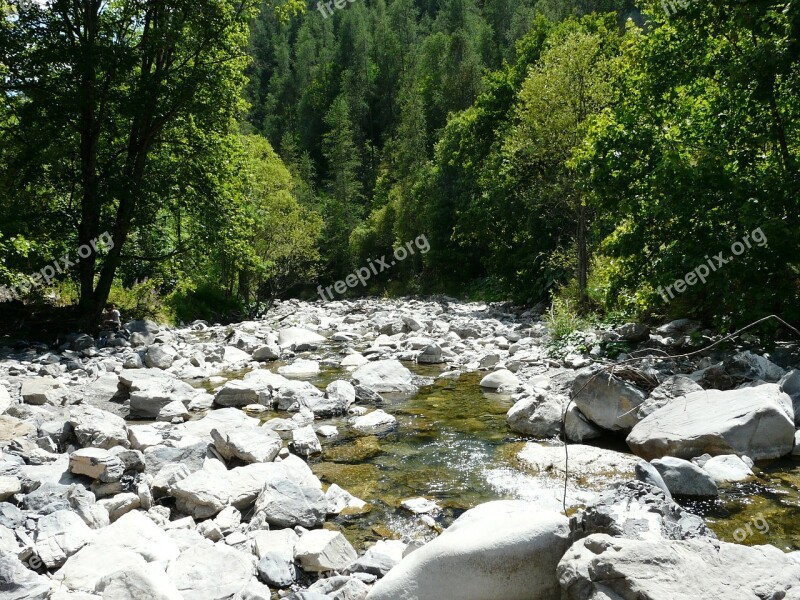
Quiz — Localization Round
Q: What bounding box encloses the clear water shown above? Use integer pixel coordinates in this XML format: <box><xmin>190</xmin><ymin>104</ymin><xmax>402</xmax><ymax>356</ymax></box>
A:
<box><xmin>198</xmin><ymin>353</ymin><xmax>800</xmax><ymax>552</ymax></box>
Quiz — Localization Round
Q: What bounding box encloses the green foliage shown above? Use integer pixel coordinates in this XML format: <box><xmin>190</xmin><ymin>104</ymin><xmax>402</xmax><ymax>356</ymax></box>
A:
<box><xmin>166</xmin><ymin>282</ymin><xmax>243</xmax><ymax>325</ymax></box>
<box><xmin>545</xmin><ymin>293</ymin><xmax>588</xmax><ymax>341</ymax></box>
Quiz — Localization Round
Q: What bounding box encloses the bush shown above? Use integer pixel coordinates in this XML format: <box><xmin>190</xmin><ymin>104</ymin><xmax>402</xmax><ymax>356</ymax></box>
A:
<box><xmin>545</xmin><ymin>292</ymin><xmax>588</xmax><ymax>341</ymax></box>
<box><xmin>165</xmin><ymin>281</ymin><xmax>242</xmax><ymax>324</ymax></box>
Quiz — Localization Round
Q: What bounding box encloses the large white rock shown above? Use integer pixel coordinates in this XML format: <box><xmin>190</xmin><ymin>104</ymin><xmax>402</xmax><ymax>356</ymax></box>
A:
<box><xmin>518</xmin><ymin>442</ymin><xmax>637</xmax><ymax>484</ymax></box>
<box><xmin>479</xmin><ymin>369</ymin><xmax>520</xmax><ymax>391</ymax></box>
<box><xmin>54</xmin><ymin>544</ymin><xmax>148</xmax><ymax>591</ymax></box>
<box><xmin>68</xmin><ymin>406</ymin><xmax>129</xmax><ymax>449</ymax></box>
<box><xmin>252</xmin><ymin>458</ymin><xmax>326</xmax><ymax>528</ymax></box>
<box><xmin>144</xmin><ymin>344</ymin><xmax>178</xmax><ymax>369</ymax></box>
<box><xmin>558</xmin><ymin>533</ymin><xmax>800</xmax><ymax>599</ymax></box>
<box><xmin>651</xmin><ymin>456</ymin><xmax>718</xmax><ymax>497</ymax></box>
<box><xmin>166</xmin><ymin>543</ymin><xmax>254</xmax><ymax>600</ymax></box>
<box><xmin>35</xmin><ymin>510</ymin><xmax>95</xmax><ymax>569</ymax></box>
<box><xmin>350</xmin><ymin>410</ymin><xmax>397</xmax><ymax>434</ymax></box>
<box><xmin>294</xmin><ymin>529</ymin><xmax>358</xmax><ymax>572</ymax></box>
<box><xmin>291</xmin><ymin>425</ymin><xmax>322</xmax><ymax>457</ymax></box>
<box><xmin>278</xmin><ymin>359</ymin><xmax>320</xmax><ymax>377</ymax></box>
<box><xmin>91</xmin><ymin>510</ymin><xmax>180</xmax><ymax>563</ymax></box>
<box><xmin>95</xmin><ymin>563</ymin><xmax>183</xmax><ymax>600</ymax></box>
<box><xmin>211</xmin><ymin>427</ymin><xmax>282</xmax><ymax>464</ymax></box>
<box><xmin>366</xmin><ymin>501</ymin><xmax>570</xmax><ymax>600</ymax></box>
<box><xmin>69</xmin><ymin>448</ymin><xmax>125</xmax><ymax>482</ymax></box>
<box><xmin>21</xmin><ymin>376</ymin><xmax>64</xmax><ymax>405</ymax></box>
<box><xmin>352</xmin><ymin>360</ymin><xmax>417</xmax><ymax>394</ymax></box>
<box><xmin>0</xmin><ymin>383</ymin><xmax>11</xmax><ymax>414</ymax></box>
<box><xmin>506</xmin><ymin>393</ymin><xmax>562</xmax><ymax>437</ymax></box>
<box><xmin>170</xmin><ymin>463</ymin><xmax>278</xmax><ymax>519</ymax></box>
<box><xmin>119</xmin><ymin>370</ymin><xmax>198</xmax><ymax>419</ymax></box>
<box><xmin>179</xmin><ymin>406</ymin><xmax>260</xmax><ymax>441</ymax></box>
<box><xmin>278</xmin><ymin>327</ymin><xmax>326</xmax><ymax>350</ymax></box>
<box><xmin>627</xmin><ymin>384</ymin><xmax>794</xmax><ymax>460</ymax></box>
<box><xmin>701</xmin><ymin>454</ymin><xmax>754</xmax><ymax>484</ymax></box>
<box><xmin>571</xmin><ymin>368</ymin><xmax>647</xmax><ymax>432</ymax></box>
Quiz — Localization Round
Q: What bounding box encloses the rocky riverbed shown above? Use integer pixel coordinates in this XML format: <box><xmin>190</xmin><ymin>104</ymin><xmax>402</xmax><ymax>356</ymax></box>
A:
<box><xmin>1</xmin><ymin>297</ymin><xmax>800</xmax><ymax>599</ymax></box>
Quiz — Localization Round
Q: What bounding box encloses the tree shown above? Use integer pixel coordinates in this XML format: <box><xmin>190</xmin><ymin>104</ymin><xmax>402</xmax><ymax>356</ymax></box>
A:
<box><xmin>580</xmin><ymin>0</ymin><xmax>800</xmax><ymax>326</ymax></box>
<box><xmin>239</xmin><ymin>135</ymin><xmax>322</xmax><ymax>306</ymax></box>
<box><xmin>0</xmin><ymin>0</ymin><xmax>257</xmax><ymax>323</ymax></box>
<box><xmin>505</xmin><ymin>24</ymin><xmax>617</xmax><ymax>307</ymax></box>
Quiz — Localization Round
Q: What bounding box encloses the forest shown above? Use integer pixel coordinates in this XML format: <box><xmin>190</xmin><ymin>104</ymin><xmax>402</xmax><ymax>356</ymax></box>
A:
<box><xmin>0</xmin><ymin>0</ymin><xmax>798</xmax><ymax>332</ymax></box>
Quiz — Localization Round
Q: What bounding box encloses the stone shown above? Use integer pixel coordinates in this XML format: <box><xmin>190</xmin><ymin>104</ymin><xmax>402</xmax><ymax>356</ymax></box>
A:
<box><xmin>212</xmin><ymin>427</ymin><xmax>282</xmax><ymax>464</ymax></box>
<box><xmin>366</xmin><ymin>501</ymin><xmax>570</xmax><ymax>600</ymax></box>
<box><xmin>634</xmin><ymin>460</ymin><xmax>673</xmax><ymax>500</ymax></box>
<box><xmin>167</xmin><ymin>543</ymin><xmax>255</xmax><ymax>600</ymax></box>
<box><xmin>570</xmin><ymin>480</ymin><xmax>714</xmax><ymax>542</ymax></box>
<box><xmin>0</xmin><ymin>552</ymin><xmax>50</xmax><ymax>600</ymax></box>
<box><xmin>325</xmin><ymin>483</ymin><xmax>368</xmax><ymax>515</ymax></box>
<box><xmin>350</xmin><ymin>540</ymin><xmax>406</xmax><ymax>577</ymax></box>
<box><xmin>144</xmin><ymin>344</ymin><xmax>177</xmax><ymax>369</ymax></box>
<box><xmin>563</xmin><ymin>404</ymin><xmax>603</xmax><ymax>442</ymax></box>
<box><xmin>518</xmin><ymin>442</ymin><xmax>637</xmax><ymax>483</ymax></box>
<box><xmin>637</xmin><ymin>375</ymin><xmax>703</xmax><ymax>420</ymax></box>
<box><xmin>701</xmin><ymin>454</ymin><xmax>754</xmax><ymax>484</ymax></box>
<box><xmin>0</xmin><ymin>415</ymin><xmax>36</xmax><ymax>443</ymax></box>
<box><xmin>253</xmin><ymin>344</ymin><xmax>281</xmax><ymax>361</ymax></box>
<box><xmin>780</xmin><ymin>369</ymin><xmax>800</xmax><ymax>425</ymax></box>
<box><xmin>257</xmin><ymin>550</ymin><xmax>297</xmax><ymax>588</ymax></box>
<box><xmin>614</xmin><ymin>323</ymin><xmax>650</xmax><ymax>343</ymax></box>
<box><xmin>401</xmin><ymin>497</ymin><xmax>438</xmax><ymax>514</ymax></box>
<box><xmin>352</xmin><ymin>360</ymin><xmax>417</xmax><ymax>394</ymax></box>
<box><xmin>292</xmin><ymin>425</ymin><xmax>322</xmax><ymax>457</ymax></box>
<box><xmin>252</xmin><ymin>459</ymin><xmax>326</xmax><ymax>528</ymax></box>
<box><xmin>417</xmin><ymin>344</ymin><xmax>444</xmax><ymax>365</ymax></box>
<box><xmin>68</xmin><ymin>406</ymin><xmax>129</xmax><ymax>449</ymax></box>
<box><xmin>558</xmin><ymin>533</ymin><xmax>800</xmax><ymax>600</ymax></box>
<box><xmin>571</xmin><ymin>368</ymin><xmax>647</xmax><ymax>432</ymax></box>
<box><xmin>0</xmin><ymin>384</ymin><xmax>11</xmax><ymax>414</ymax></box>
<box><xmin>294</xmin><ymin>529</ymin><xmax>358</xmax><ymax>572</ymax></box>
<box><xmin>341</xmin><ymin>353</ymin><xmax>369</xmax><ymax>368</ymax></box>
<box><xmin>34</xmin><ymin>509</ymin><xmax>95</xmax><ymax>568</ymax></box>
<box><xmin>0</xmin><ymin>475</ymin><xmax>21</xmax><ymax>501</ymax></box>
<box><xmin>506</xmin><ymin>393</ymin><xmax>562</xmax><ymax>437</ymax></box>
<box><xmin>54</xmin><ymin>545</ymin><xmax>148</xmax><ymax>591</ymax></box>
<box><xmin>213</xmin><ymin>380</ymin><xmax>263</xmax><ymax>408</ymax></box>
<box><xmin>69</xmin><ymin>448</ymin><xmax>125</xmax><ymax>482</ymax></box>
<box><xmin>97</xmin><ymin>492</ymin><xmax>140</xmax><ymax>521</ymax></box>
<box><xmin>278</xmin><ymin>327</ymin><xmax>326</xmax><ymax>350</ymax></box>
<box><xmin>350</xmin><ymin>410</ymin><xmax>397</xmax><ymax>434</ymax></box>
<box><xmin>321</xmin><ymin>380</ymin><xmax>357</xmax><ymax>416</ymax></box>
<box><xmin>627</xmin><ymin>384</ymin><xmax>794</xmax><ymax>460</ymax></box>
<box><xmin>215</xmin><ymin>506</ymin><xmax>242</xmax><ymax>533</ymax></box>
<box><xmin>309</xmin><ymin>576</ymin><xmax>370</xmax><ymax>600</ymax></box>
<box><xmin>95</xmin><ymin>564</ymin><xmax>183</xmax><ymax>600</ymax></box>
<box><xmin>651</xmin><ymin>456</ymin><xmax>718</xmax><ymax>496</ymax></box>
<box><xmin>479</xmin><ymin>369</ymin><xmax>520</xmax><ymax>391</ymax></box>
<box><xmin>21</xmin><ymin>376</ymin><xmax>63</xmax><ymax>405</ymax></box>
<box><xmin>156</xmin><ymin>400</ymin><xmax>189</xmax><ymax>422</ymax></box>
<box><xmin>278</xmin><ymin>359</ymin><xmax>321</xmax><ymax>377</ymax></box>
<box><xmin>144</xmin><ymin>442</ymin><xmax>207</xmax><ymax>476</ymax></box>
<box><xmin>91</xmin><ymin>510</ymin><xmax>180</xmax><ymax>563</ymax></box>
<box><xmin>121</xmin><ymin>370</ymin><xmax>198</xmax><ymax>419</ymax></box>
<box><xmin>170</xmin><ymin>463</ymin><xmax>282</xmax><ymax>519</ymax></box>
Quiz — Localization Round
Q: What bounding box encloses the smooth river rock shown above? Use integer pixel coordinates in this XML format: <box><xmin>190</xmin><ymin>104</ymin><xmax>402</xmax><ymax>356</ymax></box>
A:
<box><xmin>627</xmin><ymin>383</ymin><xmax>794</xmax><ymax>460</ymax></box>
<box><xmin>366</xmin><ymin>501</ymin><xmax>571</xmax><ymax>600</ymax></box>
<box><xmin>558</xmin><ymin>533</ymin><xmax>800</xmax><ymax>600</ymax></box>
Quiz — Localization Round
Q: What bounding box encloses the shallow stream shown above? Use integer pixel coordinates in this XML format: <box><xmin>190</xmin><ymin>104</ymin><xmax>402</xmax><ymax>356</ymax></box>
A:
<box><xmin>202</xmin><ymin>357</ymin><xmax>800</xmax><ymax>552</ymax></box>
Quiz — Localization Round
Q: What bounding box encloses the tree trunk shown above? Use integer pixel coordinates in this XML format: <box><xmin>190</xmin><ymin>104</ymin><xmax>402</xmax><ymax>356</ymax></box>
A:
<box><xmin>576</xmin><ymin>199</ymin><xmax>589</xmax><ymax>310</ymax></box>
